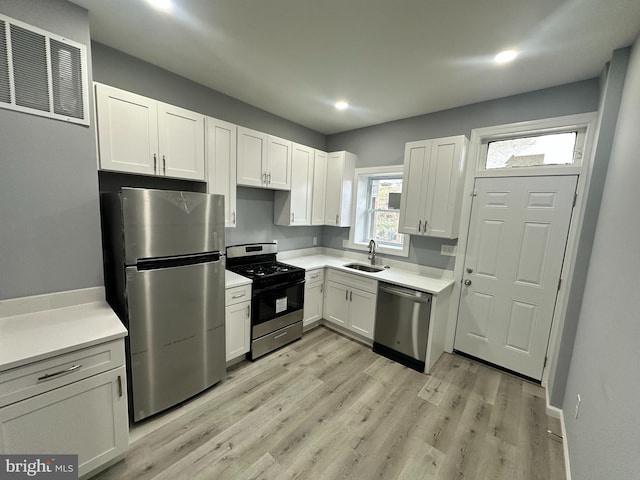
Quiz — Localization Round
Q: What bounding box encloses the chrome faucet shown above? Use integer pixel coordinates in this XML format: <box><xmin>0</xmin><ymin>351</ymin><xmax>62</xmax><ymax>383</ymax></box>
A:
<box><xmin>368</xmin><ymin>239</ymin><xmax>376</xmax><ymax>265</ymax></box>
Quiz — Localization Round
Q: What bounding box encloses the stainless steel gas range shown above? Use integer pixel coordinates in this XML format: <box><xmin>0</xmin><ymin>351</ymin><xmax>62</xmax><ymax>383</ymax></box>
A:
<box><xmin>226</xmin><ymin>243</ymin><xmax>305</xmax><ymax>359</ymax></box>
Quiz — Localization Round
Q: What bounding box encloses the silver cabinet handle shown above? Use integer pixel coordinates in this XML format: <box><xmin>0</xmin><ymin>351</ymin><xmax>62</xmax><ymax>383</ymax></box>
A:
<box><xmin>423</xmin><ymin>220</ymin><xmax>428</xmax><ymax>233</ymax></box>
<box><xmin>232</xmin><ymin>292</ymin><xmax>246</xmax><ymax>299</ymax></box>
<box><xmin>464</xmin><ymin>279</ymin><xmax>472</xmax><ymax>286</ymax></box>
<box><xmin>350</xmin><ymin>291</ymin><xmax>353</xmax><ymax>302</ymax></box>
<box><xmin>345</xmin><ymin>289</ymin><xmax>348</xmax><ymax>300</ymax></box>
<box><xmin>162</xmin><ymin>155</ymin><xmax>166</xmax><ymax>174</ymax></box>
<box><xmin>291</xmin><ymin>212</ymin><xmax>294</xmax><ymax>222</ymax></box>
<box><xmin>263</xmin><ymin>172</ymin><xmax>267</xmax><ymax>184</ymax></box>
<box><xmin>153</xmin><ymin>154</ymin><xmax>157</xmax><ymax>173</ymax></box>
<box><xmin>309</xmin><ymin>273</ymin><xmax>319</xmax><ymax>279</ymax></box>
<box><xmin>335</xmin><ymin>214</ymin><xmax>339</xmax><ymax>224</ymax></box>
<box><xmin>117</xmin><ymin>375</ymin><xmax>123</xmax><ymax>397</ymax></box>
<box><xmin>232</xmin><ymin>211</ymin><xmax>236</xmax><ymax>225</ymax></box>
<box><xmin>268</xmin><ymin>173</ymin><xmax>272</xmax><ymax>184</ymax></box>
<box><xmin>37</xmin><ymin>364</ymin><xmax>81</xmax><ymax>381</ymax></box>
<box><xmin>320</xmin><ymin>284</ymin><xmax>323</xmax><ymax>293</ymax></box>
<box><xmin>418</xmin><ymin>220</ymin><xmax>421</xmax><ymax>232</ymax></box>
<box><xmin>247</xmin><ymin>305</ymin><xmax>250</xmax><ymax>317</ymax></box>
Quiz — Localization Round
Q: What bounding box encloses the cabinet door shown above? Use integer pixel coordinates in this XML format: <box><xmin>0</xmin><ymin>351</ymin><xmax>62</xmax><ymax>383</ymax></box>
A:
<box><xmin>207</xmin><ymin>118</ymin><xmax>237</xmax><ymax>227</ymax></box>
<box><xmin>95</xmin><ymin>83</ymin><xmax>158</xmax><ymax>175</ymax></box>
<box><xmin>267</xmin><ymin>136</ymin><xmax>292</xmax><ymax>190</ymax></box>
<box><xmin>0</xmin><ymin>367</ymin><xmax>128</xmax><ymax>478</ymax></box>
<box><xmin>311</xmin><ymin>150</ymin><xmax>327</xmax><ymax>225</ymax></box>
<box><xmin>324</xmin><ymin>281</ymin><xmax>349</xmax><ymax>327</ymax></box>
<box><xmin>399</xmin><ymin>140</ymin><xmax>430</xmax><ymax>235</ymax></box>
<box><xmin>349</xmin><ymin>288</ymin><xmax>377</xmax><ymax>340</ymax></box>
<box><xmin>237</xmin><ymin>127</ymin><xmax>268</xmax><ymax>187</ymax></box>
<box><xmin>303</xmin><ymin>282</ymin><xmax>324</xmax><ymax>327</ymax></box>
<box><xmin>158</xmin><ymin>103</ymin><xmax>205</xmax><ymax>181</ymax></box>
<box><xmin>225</xmin><ymin>301</ymin><xmax>250</xmax><ymax>361</ymax></box>
<box><xmin>290</xmin><ymin>143</ymin><xmax>314</xmax><ymax>225</ymax></box>
<box><xmin>324</xmin><ymin>152</ymin><xmax>344</xmax><ymax>225</ymax></box>
<box><xmin>425</xmin><ymin>136</ymin><xmax>465</xmax><ymax>238</ymax></box>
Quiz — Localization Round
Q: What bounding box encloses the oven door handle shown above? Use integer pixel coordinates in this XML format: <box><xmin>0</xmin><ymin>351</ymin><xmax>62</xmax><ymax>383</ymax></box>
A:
<box><xmin>253</xmin><ymin>278</ymin><xmax>305</xmax><ymax>296</ymax></box>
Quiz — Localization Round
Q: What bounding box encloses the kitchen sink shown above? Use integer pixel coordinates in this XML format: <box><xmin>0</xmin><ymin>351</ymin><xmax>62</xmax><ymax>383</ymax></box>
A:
<box><xmin>343</xmin><ymin>263</ymin><xmax>384</xmax><ymax>273</ymax></box>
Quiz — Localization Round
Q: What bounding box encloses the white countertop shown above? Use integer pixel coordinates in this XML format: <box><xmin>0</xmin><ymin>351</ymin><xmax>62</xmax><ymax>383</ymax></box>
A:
<box><xmin>225</xmin><ymin>269</ymin><xmax>252</xmax><ymax>288</ymax></box>
<box><xmin>281</xmin><ymin>254</ymin><xmax>454</xmax><ymax>295</ymax></box>
<box><xmin>0</xmin><ymin>289</ymin><xmax>127</xmax><ymax>372</ymax></box>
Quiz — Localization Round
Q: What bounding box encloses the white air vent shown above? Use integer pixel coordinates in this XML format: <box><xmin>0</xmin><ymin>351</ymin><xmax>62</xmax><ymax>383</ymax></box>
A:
<box><xmin>0</xmin><ymin>14</ymin><xmax>89</xmax><ymax>125</ymax></box>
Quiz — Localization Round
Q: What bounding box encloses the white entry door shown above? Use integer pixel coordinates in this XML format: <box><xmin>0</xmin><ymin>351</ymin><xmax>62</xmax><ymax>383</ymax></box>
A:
<box><xmin>455</xmin><ymin>175</ymin><xmax>577</xmax><ymax>380</ymax></box>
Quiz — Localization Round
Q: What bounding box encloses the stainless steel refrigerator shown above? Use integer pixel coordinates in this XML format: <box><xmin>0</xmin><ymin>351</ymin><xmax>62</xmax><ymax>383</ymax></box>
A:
<box><xmin>100</xmin><ymin>187</ymin><xmax>226</xmax><ymax>422</ymax></box>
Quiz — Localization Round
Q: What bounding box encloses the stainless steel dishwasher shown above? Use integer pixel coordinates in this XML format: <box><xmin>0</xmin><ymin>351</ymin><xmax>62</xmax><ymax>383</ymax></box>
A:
<box><xmin>373</xmin><ymin>282</ymin><xmax>432</xmax><ymax>372</ymax></box>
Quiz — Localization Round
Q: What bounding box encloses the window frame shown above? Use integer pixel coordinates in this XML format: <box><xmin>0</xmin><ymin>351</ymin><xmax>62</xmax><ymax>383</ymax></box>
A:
<box><xmin>346</xmin><ymin>166</ymin><xmax>409</xmax><ymax>258</ymax></box>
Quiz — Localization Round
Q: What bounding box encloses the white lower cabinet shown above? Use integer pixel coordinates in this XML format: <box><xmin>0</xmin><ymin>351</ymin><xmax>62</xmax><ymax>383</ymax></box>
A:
<box><xmin>0</xmin><ymin>341</ymin><xmax>128</xmax><ymax>479</ymax></box>
<box><xmin>225</xmin><ymin>283</ymin><xmax>251</xmax><ymax>361</ymax></box>
<box><xmin>324</xmin><ymin>269</ymin><xmax>377</xmax><ymax>340</ymax></box>
<box><xmin>303</xmin><ymin>269</ymin><xmax>324</xmax><ymax>327</ymax></box>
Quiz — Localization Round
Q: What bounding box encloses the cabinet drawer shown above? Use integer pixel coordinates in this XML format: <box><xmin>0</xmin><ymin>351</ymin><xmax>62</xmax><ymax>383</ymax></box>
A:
<box><xmin>328</xmin><ymin>269</ymin><xmax>378</xmax><ymax>294</ymax></box>
<box><xmin>0</xmin><ymin>340</ymin><xmax>125</xmax><ymax>408</ymax></box>
<box><xmin>305</xmin><ymin>268</ymin><xmax>324</xmax><ymax>284</ymax></box>
<box><xmin>225</xmin><ymin>284</ymin><xmax>252</xmax><ymax>306</ymax></box>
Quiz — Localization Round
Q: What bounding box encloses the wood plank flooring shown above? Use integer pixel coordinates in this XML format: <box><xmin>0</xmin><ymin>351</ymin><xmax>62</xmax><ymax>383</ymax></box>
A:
<box><xmin>94</xmin><ymin>327</ymin><xmax>565</xmax><ymax>480</ymax></box>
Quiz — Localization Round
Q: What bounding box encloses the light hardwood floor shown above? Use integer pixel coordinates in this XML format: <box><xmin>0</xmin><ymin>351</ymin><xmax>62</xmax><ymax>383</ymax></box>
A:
<box><xmin>94</xmin><ymin>326</ymin><xmax>565</xmax><ymax>480</ymax></box>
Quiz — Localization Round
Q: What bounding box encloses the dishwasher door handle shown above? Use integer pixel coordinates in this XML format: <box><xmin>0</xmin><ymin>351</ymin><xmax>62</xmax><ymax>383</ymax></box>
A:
<box><xmin>379</xmin><ymin>284</ymin><xmax>431</xmax><ymax>302</ymax></box>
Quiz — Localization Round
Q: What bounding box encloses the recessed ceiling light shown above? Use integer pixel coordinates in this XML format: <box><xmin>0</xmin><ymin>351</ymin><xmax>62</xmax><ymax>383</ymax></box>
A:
<box><xmin>335</xmin><ymin>101</ymin><xmax>349</xmax><ymax>110</ymax></box>
<box><xmin>147</xmin><ymin>0</ymin><xmax>172</xmax><ymax>11</ymax></box>
<box><xmin>494</xmin><ymin>50</ymin><xmax>518</xmax><ymax>64</ymax></box>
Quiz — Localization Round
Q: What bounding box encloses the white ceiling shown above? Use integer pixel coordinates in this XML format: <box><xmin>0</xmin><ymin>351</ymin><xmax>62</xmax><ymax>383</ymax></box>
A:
<box><xmin>71</xmin><ymin>0</ymin><xmax>640</xmax><ymax>135</ymax></box>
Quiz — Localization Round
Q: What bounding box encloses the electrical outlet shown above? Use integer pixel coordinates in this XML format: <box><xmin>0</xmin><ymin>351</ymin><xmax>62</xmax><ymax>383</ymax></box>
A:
<box><xmin>574</xmin><ymin>394</ymin><xmax>581</xmax><ymax>419</ymax></box>
<box><xmin>441</xmin><ymin>244</ymin><xmax>456</xmax><ymax>256</ymax></box>
<box><xmin>312</xmin><ymin>237</ymin><xmax>318</xmax><ymax>246</ymax></box>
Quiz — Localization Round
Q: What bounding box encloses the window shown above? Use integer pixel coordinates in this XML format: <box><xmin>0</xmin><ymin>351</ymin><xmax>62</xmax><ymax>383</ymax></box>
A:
<box><xmin>486</xmin><ymin>131</ymin><xmax>579</xmax><ymax>169</ymax></box>
<box><xmin>348</xmin><ymin>166</ymin><xmax>409</xmax><ymax>257</ymax></box>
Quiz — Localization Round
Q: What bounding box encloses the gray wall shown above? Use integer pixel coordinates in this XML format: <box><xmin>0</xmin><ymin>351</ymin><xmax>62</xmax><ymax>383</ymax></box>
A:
<box><xmin>324</xmin><ymin>80</ymin><xmax>600</xmax><ymax>269</ymax></box>
<box><xmin>561</xmin><ymin>35</ymin><xmax>640</xmax><ymax>480</ymax></box>
<box><xmin>549</xmin><ymin>49</ymin><xmax>630</xmax><ymax>407</ymax></box>
<box><xmin>0</xmin><ymin>0</ymin><xmax>103</xmax><ymax>300</ymax></box>
<box><xmin>91</xmin><ymin>42</ymin><xmax>326</xmax><ymax>150</ymax></box>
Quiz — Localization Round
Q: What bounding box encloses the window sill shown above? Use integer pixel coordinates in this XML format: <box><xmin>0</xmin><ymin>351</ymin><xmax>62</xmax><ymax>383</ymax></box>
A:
<box><xmin>344</xmin><ymin>240</ymin><xmax>409</xmax><ymax>258</ymax></box>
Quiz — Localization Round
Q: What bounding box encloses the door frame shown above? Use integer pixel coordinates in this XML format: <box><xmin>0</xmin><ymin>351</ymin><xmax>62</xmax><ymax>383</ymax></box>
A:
<box><xmin>445</xmin><ymin>112</ymin><xmax>599</xmax><ymax>387</ymax></box>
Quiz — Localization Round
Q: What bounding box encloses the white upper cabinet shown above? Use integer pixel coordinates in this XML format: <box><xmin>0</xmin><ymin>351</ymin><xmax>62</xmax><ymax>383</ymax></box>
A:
<box><xmin>95</xmin><ymin>83</ymin><xmax>206</xmax><ymax>181</ymax></box>
<box><xmin>399</xmin><ymin>135</ymin><xmax>468</xmax><ymax>239</ymax></box>
<box><xmin>311</xmin><ymin>150</ymin><xmax>328</xmax><ymax>225</ymax></box>
<box><xmin>206</xmin><ymin>117</ymin><xmax>237</xmax><ymax>228</ymax></box>
<box><xmin>237</xmin><ymin>127</ymin><xmax>292</xmax><ymax>190</ymax></box>
<box><xmin>158</xmin><ymin>103</ymin><xmax>205</xmax><ymax>181</ymax></box>
<box><xmin>274</xmin><ymin>143</ymin><xmax>314</xmax><ymax>226</ymax></box>
<box><xmin>324</xmin><ymin>151</ymin><xmax>357</xmax><ymax>227</ymax></box>
<box><xmin>236</xmin><ymin>127</ymin><xmax>268</xmax><ymax>187</ymax></box>
<box><xmin>95</xmin><ymin>83</ymin><xmax>158</xmax><ymax>176</ymax></box>
<box><xmin>267</xmin><ymin>135</ymin><xmax>293</xmax><ymax>190</ymax></box>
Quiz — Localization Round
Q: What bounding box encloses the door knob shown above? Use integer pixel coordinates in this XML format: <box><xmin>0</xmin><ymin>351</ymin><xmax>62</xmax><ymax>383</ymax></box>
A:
<box><xmin>464</xmin><ymin>279</ymin><xmax>472</xmax><ymax>286</ymax></box>
<box><xmin>466</xmin><ymin>267</ymin><xmax>473</xmax><ymax>274</ymax></box>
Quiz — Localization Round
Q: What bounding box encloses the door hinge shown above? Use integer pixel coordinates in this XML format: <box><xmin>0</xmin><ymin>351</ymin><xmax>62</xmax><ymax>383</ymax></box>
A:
<box><xmin>572</xmin><ymin>193</ymin><xmax>577</xmax><ymax>207</ymax></box>
<box><xmin>557</xmin><ymin>278</ymin><xmax>562</xmax><ymax>291</ymax></box>
<box><xmin>543</xmin><ymin>356</ymin><xmax>548</xmax><ymax>368</ymax></box>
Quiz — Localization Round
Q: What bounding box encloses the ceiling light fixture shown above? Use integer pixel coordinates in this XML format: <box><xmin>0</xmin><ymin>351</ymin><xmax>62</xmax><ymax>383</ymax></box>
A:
<box><xmin>147</xmin><ymin>0</ymin><xmax>172</xmax><ymax>12</ymax></box>
<box><xmin>494</xmin><ymin>50</ymin><xmax>518</xmax><ymax>64</ymax></box>
<box><xmin>335</xmin><ymin>101</ymin><xmax>349</xmax><ymax>110</ymax></box>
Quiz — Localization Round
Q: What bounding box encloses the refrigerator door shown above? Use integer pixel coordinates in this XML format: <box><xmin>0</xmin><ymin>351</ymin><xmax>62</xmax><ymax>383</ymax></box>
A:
<box><xmin>125</xmin><ymin>257</ymin><xmax>225</xmax><ymax>421</ymax></box>
<box><xmin>121</xmin><ymin>188</ymin><xmax>225</xmax><ymax>265</ymax></box>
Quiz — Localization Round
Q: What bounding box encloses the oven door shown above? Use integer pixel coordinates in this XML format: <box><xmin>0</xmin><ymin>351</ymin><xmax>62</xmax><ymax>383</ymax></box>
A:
<box><xmin>252</xmin><ymin>279</ymin><xmax>305</xmax><ymax>338</ymax></box>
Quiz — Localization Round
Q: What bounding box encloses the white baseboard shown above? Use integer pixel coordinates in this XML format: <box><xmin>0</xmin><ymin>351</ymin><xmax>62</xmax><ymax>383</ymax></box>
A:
<box><xmin>545</xmin><ymin>386</ymin><xmax>572</xmax><ymax>480</ymax></box>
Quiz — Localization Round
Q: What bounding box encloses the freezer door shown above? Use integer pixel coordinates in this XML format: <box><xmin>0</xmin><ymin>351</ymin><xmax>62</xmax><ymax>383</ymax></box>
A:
<box><xmin>121</xmin><ymin>188</ymin><xmax>225</xmax><ymax>265</ymax></box>
<box><xmin>125</xmin><ymin>258</ymin><xmax>225</xmax><ymax>421</ymax></box>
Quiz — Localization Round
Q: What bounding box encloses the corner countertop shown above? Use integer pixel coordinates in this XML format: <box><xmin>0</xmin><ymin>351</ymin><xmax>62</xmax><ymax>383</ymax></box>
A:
<box><xmin>0</xmin><ymin>288</ymin><xmax>127</xmax><ymax>373</ymax></box>
<box><xmin>281</xmin><ymin>254</ymin><xmax>454</xmax><ymax>295</ymax></box>
<box><xmin>225</xmin><ymin>270</ymin><xmax>252</xmax><ymax>289</ymax></box>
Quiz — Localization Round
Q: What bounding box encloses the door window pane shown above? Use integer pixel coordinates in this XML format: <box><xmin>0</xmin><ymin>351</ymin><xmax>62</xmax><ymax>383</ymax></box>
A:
<box><xmin>486</xmin><ymin>132</ymin><xmax>577</xmax><ymax>169</ymax></box>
